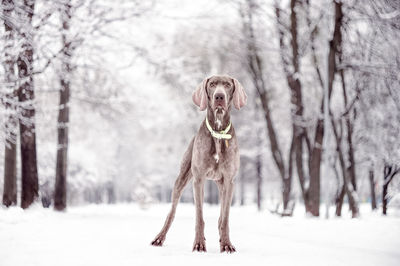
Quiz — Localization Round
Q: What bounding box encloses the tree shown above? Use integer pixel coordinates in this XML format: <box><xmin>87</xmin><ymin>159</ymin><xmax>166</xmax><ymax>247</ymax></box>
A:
<box><xmin>326</xmin><ymin>1</ymin><xmax>359</xmax><ymax>218</ymax></box>
<box><xmin>17</xmin><ymin>0</ymin><xmax>39</xmax><ymax>209</ymax></box>
<box><xmin>1</xmin><ymin>0</ymin><xmax>17</xmax><ymax>207</ymax></box>
<box><xmin>343</xmin><ymin>0</ymin><xmax>400</xmax><ymax>216</ymax></box>
<box><xmin>54</xmin><ymin>0</ymin><xmax>72</xmax><ymax>211</ymax></box>
<box><xmin>52</xmin><ymin>0</ymin><xmax>152</xmax><ymax>210</ymax></box>
<box><xmin>274</xmin><ymin>0</ymin><xmax>323</xmax><ymax>216</ymax></box>
<box><xmin>239</xmin><ymin>0</ymin><xmax>294</xmax><ymax>214</ymax></box>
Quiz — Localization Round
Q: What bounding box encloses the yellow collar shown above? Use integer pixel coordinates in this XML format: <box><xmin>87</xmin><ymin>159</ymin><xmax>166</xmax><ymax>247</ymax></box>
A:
<box><xmin>205</xmin><ymin>117</ymin><xmax>232</xmax><ymax>140</ymax></box>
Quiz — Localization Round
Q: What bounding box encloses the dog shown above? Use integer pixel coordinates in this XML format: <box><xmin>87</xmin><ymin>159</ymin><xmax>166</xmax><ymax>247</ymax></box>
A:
<box><xmin>151</xmin><ymin>75</ymin><xmax>247</xmax><ymax>253</ymax></box>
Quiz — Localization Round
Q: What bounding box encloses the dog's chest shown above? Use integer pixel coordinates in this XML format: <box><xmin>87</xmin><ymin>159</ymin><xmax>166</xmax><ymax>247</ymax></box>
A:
<box><xmin>205</xmin><ymin>152</ymin><xmax>230</xmax><ymax>180</ymax></box>
<box><xmin>205</xmin><ymin>166</ymin><xmax>223</xmax><ymax>181</ymax></box>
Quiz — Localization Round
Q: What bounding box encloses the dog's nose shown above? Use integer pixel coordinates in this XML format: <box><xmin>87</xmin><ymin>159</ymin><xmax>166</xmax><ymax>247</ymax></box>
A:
<box><xmin>215</xmin><ymin>93</ymin><xmax>225</xmax><ymax>101</ymax></box>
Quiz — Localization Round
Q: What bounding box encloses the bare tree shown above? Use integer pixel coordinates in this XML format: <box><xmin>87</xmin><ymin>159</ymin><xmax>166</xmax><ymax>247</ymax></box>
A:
<box><xmin>17</xmin><ymin>0</ymin><xmax>39</xmax><ymax>209</ymax></box>
<box><xmin>52</xmin><ymin>0</ymin><xmax>152</xmax><ymax>210</ymax></box>
<box><xmin>239</xmin><ymin>0</ymin><xmax>294</xmax><ymax>214</ymax></box>
<box><xmin>274</xmin><ymin>0</ymin><xmax>323</xmax><ymax>216</ymax></box>
<box><xmin>331</xmin><ymin>1</ymin><xmax>360</xmax><ymax>216</ymax></box>
<box><xmin>1</xmin><ymin>0</ymin><xmax>17</xmax><ymax>207</ymax></box>
<box><xmin>327</xmin><ymin>1</ymin><xmax>359</xmax><ymax>217</ymax></box>
<box><xmin>54</xmin><ymin>0</ymin><xmax>72</xmax><ymax>211</ymax></box>
<box><xmin>351</xmin><ymin>0</ymin><xmax>400</xmax><ymax>216</ymax></box>
<box><xmin>272</xmin><ymin>0</ymin><xmax>362</xmax><ymax>217</ymax></box>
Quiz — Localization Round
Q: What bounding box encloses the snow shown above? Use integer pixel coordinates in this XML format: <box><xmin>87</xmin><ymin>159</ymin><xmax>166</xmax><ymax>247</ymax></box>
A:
<box><xmin>1</xmin><ymin>203</ymin><xmax>399</xmax><ymax>266</ymax></box>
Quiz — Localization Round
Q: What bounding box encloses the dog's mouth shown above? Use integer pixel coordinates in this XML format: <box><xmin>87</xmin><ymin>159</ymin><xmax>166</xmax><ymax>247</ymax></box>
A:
<box><xmin>213</xmin><ymin>101</ymin><xmax>227</xmax><ymax>111</ymax></box>
<box><xmin>213</xmin><ymin>106</ymin><xmax>226</xmax><ymax>118</ymax></box>
<box><xmin>214</xmin><ymin>106</ymin><xmax>225</xmax><ymax>114</ymax></box>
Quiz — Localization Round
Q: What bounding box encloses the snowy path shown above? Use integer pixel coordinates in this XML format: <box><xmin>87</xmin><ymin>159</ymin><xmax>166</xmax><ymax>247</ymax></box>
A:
<box><xmin>1</xmin><ymin>203</ymin><xmax>399</xmax><ymax>266</ymax></box>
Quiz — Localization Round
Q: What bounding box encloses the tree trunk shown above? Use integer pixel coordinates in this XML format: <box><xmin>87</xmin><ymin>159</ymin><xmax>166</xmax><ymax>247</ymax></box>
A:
<box><xmin>54</xmin><ymin>0</ymin><xmax>72</xmax><ymax>211</ymax></box>
<box><xmin>282</xmin><ymin>175</ymin><xmax>292</xmax><ymax>211</ymax></box>
<box><xmin>276</xmin><ymin>0</ymin><xmax>320</xmax><ymax>216</ymax></box>
<box><xmin>3</xmin><ymin>142</ymin><xmax>17</xmax><ymax>206</ymax></box>
<box><xmin>240</xmin><ymin>167</ymin><xmax>245</xmax><ymax>206</ymax></box>
<box><xmin>322</xmin><ymin>0</ymin><xmax>359</xmax><ymax>218</ymax></box>
<box><xmin>382</xmin><ymin>165</ymin><xmax>399</xmax><ymax>215</ymax></box>
<box><xmin>335</xmin><ymin>185</ymin><xmax>345</xmax><ymax>216</ymax></box>
<box><xmin>283</xmin><ymin>138</ymin><xmax>295</xmax><ymax>211</ymax></box>
<box><xmin>305</xmin><ymin>0</ymin><xmax>326</xmax><ymax>217</ymax></box>
<box><xmin>2</xmin><ymin>0</ymin><xmax>18</xmax><ymax>207</ymax></box>
<box><xmin>308</xmin><ymin>124</ymin><xmax>323</xmax><ymax>215</ymax></box>
<box><xmin>369</xmin><ymin>168</ymin><xmax>377</xmax><ymax>210</ymax></box>
<box><xmin>53</xmin><ymin>77</ymin><xmax>70</xmax><ymax>210</ymax></box>
<box><xmin>17</xmin><ymin>0</ymin><xmax>39</xmax><ymax>209</ymax></box>
<box><xmin>256</xmin><ymin>150</ymin><xmax>262</xmax><ymax>211</ymax></box>
<box><xmin>331</xmin><ymin>117</ymin><xmax>359</xmax><ymax>217</ymax></box>
<box><xmin>242</xmin><ymin>1</ymin><xmax>291</xmax><ymax>211</ymax></box>
<box><xmin>338</xmin><ymin>32</ymin><xmax>357</xmax><ymax>192</ymax></box>
<box><xmin>382</xmin><ymin>183</ymin><xmax>388</xmax><ymax>215</ymax></box>
<box><xmin>106</xmin><ymin>182</ymin><xmax>116</xmax><ymax>204</ymax></box>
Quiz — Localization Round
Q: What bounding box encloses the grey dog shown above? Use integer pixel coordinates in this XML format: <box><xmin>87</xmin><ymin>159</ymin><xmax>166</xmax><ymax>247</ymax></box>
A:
<box><xmin>151</xmin><ymin>75</ymin><xmax>247</xmax><ymax>253</ymax></box>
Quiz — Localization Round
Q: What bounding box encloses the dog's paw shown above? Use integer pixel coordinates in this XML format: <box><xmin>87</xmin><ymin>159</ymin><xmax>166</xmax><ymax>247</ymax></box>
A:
<box><xmin>192</xmin><ymin>237</ymin><xmax>207</xmax><ymax>252</ymax></box>
<box><xmin>220</xmin><ymin>240</ymin><xmax>236</xmax><ymax>253</ymax></box>
<box><xmin>151</xmin><ymin>234</ymin><xmax>165</xmax><ymax>246</ymax></box>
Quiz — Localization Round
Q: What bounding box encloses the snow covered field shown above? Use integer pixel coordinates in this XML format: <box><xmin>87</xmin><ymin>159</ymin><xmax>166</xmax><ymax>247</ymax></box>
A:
<box><xmin>1</xmin><ymin>203</ymin><xmax>399</xmax><ymax>266</ymax></box>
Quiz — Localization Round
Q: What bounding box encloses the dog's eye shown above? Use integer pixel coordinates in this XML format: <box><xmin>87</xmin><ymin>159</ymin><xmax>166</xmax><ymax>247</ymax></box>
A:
<box><xmin>210</xmin><ymin>82</ymin><xmax>216</xmax><ymax>87</ymax></box>
<box><xmin>224</xmin><ymin>82</ymin><xmax>231</xmax><ymax>88</ymax></box>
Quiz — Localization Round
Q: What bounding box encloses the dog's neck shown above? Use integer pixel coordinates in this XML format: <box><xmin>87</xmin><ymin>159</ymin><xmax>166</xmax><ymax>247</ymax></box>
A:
<box><xmin>206</xmin><ymin>108</ymin><xmax>231</xmax><ymax>132</ymax></box>
<box><xmin>206</xmin><ymin>108</ymin><xmax>231</xmax><ymax>159</ymax></box>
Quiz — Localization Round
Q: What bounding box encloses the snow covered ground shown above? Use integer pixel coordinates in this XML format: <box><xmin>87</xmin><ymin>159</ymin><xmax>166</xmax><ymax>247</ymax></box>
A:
<box><xmin>1</xmin><ymin>203</ymin><xmax>399</xmax><ymax>266</ymax></box>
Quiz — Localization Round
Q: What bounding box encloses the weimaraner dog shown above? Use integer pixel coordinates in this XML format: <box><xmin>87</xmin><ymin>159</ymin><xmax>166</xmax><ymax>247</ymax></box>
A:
<box><xmin>151</xmin><ymin>75</ymin><xmax>247</xmax><ymax>253</ymax></box>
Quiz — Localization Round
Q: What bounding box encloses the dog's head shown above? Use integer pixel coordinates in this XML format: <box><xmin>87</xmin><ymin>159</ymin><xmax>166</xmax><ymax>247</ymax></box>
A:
<box><xmin>192</xmin><ymin>75</ymin><xmax>247</xmax><ymax>114</ymax></box>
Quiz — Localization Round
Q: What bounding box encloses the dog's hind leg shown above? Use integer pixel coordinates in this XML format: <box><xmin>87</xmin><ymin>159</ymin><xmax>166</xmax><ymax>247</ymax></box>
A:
<box><xmin>151</xmin><ymin>138</ymin><xmax>194</xmax><ymax>246</ymax></box>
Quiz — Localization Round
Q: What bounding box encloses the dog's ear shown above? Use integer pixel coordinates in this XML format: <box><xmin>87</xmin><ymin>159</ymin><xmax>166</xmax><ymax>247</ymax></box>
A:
<box><xmin>232</xmin><ymin>78</ymin><xmax>247</xmax><ymax>110</ymax></box>
<box><xmin>192</xmin><ymin>78</ymin><xmax>209</xmax><ymax>111</ymax></box>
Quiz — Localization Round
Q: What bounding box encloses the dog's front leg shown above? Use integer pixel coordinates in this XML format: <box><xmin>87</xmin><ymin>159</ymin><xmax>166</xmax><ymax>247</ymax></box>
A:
<box><xmin>192</xmin><ymin>177</ymin><xmax>206</xmax><ymax>252</ymax></box>
<box><xmin>218</xmin><ymin>180</ymin><xmax>236</xmax><ymax>253</ymax></box>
